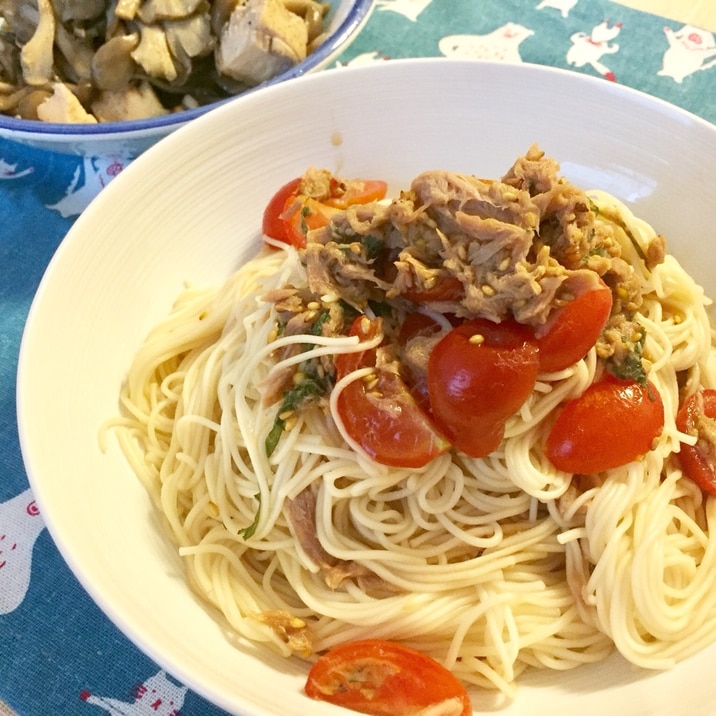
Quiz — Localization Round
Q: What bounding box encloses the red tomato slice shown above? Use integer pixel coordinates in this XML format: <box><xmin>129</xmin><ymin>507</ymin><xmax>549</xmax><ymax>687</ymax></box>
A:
<box><xmin>396</xmin><ymin>312</ymin><xmax>447</xmax><ymax>413</ymax></box>
<box><xmin>335</xmin><ymin>315</ymin><xmax>383</xmax><ymax>381</ymax></box>
<box><xmin>263</xmin><ymin>176</ymin><xmax>387</xmax><ymax>248</ymax></box>
<box><xmin>281</xmin><ymin>195</ymin><xmax>339</xmax><ymax>248</ymax></box>
<box><xmin>262</xmin><ymin>177</ymin><xmax>301</xmax><ymax>245</ymax></box>
<box><xmin>545</xmin><ymin>374</ymin><xmax>664</xmax><ymax>473</ymax></box>
<box><xmin>427</xmin><ymin>318</ymin><xmax>540</xmax><ymax>458</ymax></box>
<box><xmin>335</xmin><ymin>316</ymin><xmax>451</xmax><ymax>468</ymax></box>
<box><xmin>322</xmin><ymin>178</ymin><xmax>388</xmax><ymax>209</ymax></box>
<box><xmin>533</xmin><ymin>275</ymin><xmax>613</xmax><ymax>373</ymax></box>
<box><xmin>402</xmin><ymin>274</ymin><xmax>464</xmax><ymax>303</ymax></box>
<box><xmin>676</xmin><ymin>389</ymin><xmax>716</xmax><ymax>495</ymax></box>
<box><xmin>305</xmin><ymin>639</ymin><xmax>471</xmax><ymax>716</ymax></box>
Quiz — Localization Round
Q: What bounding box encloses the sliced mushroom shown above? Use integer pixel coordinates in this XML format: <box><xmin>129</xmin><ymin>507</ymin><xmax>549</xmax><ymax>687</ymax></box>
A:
<box><xmin>0</xmin><ymin>0</ymin><xmax>38</xmax><ymax>44</ymax></box>
<box><xmin>0</xmin><ymin>35</ymin><xmax>22</xmax><ymax>84</ymax></box>
<box><xmin>53</xmin><ymin>0</ymin><xmax>106</xmax><ymax>23</ymax></box>
<box><xmin>91</xmin><ymin>32</ymin><xmax>140</xmax><ymax>91</ymax></box>
<box><xmin>91</xmin><ymin>79</ymin><xmax>168</xmax><ymax>121</ymax></box>
<box><xmin>20</xmin><ymin>0</ymin><xmax>56</xmax><ymax>86</ymax></box>
<box><xmin>114</xmin><ymin>0</ymin><xmax>142</xmax><ymax>21</ymax></box>
<box><xmin>54</xmin><ymin>21</ymin><xmax>95</xmax><ymax>82</ymax></box>
<box><xmin>131</xmin><ymin>22</ymin><xmax>178</xmax><ymax>82</ymax></box>
<box><xmin>16</xmin><ymin>87</ymin><xmax>53</xmax><ymax>118</ymax></box>
<box><xmin>0</xmin><ymin>84</ymin><xmax>30</xmax><ymax>114</ymax></box>
<box><xmin>283</xmin><ymin>0</ymin><xmax>328</xmax><ymax>44</ymax></box>
<box><xmin>36</xmin><ymin>81</ymin><xmax>97</xmax><ymax>122</ymax></box>
<box><xmin>163</xmin><ymin>11</ymin><xmax>213</xmax><ymax>59</ymax></box>
<box><xmin>210</xmin><ymin>0</ymin><xmax>236</xmax><ymax>36</ymax></box>
<box><xmin>137</xmin><ymin>0</ymin><xmax>206</xmax><ymax>24</ymax></box>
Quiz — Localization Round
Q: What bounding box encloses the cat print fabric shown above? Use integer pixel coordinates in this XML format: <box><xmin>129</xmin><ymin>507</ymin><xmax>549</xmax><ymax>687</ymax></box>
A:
<box><xmin>80</xmin><ymin>671</ymin><xmax>187</xmax><ymax>716</ymax></box>
<box><xmin>1</xmin><ymin>1</ymin><xmax>714</xmax><ymax>715</ymax></box>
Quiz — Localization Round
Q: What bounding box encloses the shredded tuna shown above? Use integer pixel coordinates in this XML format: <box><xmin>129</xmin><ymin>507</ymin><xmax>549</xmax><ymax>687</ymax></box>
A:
<box><xmin>301</xmin><ymin>144</ymin><xmax>636</xmax><ymax>327</ymax></box>
<box><xmin>261</xmin><ymin>145</ymin><xmax>661</xmax><ymax>470</ymax></box>
<box><xmin>288</xmin><ymin>488</ymin><xmax>374</xmax><ymax>589</ymax></box>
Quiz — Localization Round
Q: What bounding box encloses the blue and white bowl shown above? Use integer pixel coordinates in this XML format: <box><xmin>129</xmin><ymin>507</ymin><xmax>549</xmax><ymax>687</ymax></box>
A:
<box><xmin>0</xmin><ymin>0</ymin><xmax>374</xmax><ymax>159</ymax></box>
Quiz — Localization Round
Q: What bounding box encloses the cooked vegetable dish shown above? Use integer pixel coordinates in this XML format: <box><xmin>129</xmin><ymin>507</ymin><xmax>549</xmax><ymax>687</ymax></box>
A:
<box><xmin>0</xmin><ymin>0</ymin><xmax>329</xmax><ymax>123</ymax></box>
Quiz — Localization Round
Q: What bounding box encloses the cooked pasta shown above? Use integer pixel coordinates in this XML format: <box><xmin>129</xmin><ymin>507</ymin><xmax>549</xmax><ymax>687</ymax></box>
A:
<box><xmin>106</xmin><ymin>155</ymin><xmax>716</xmax><ymax>700</ymax></box>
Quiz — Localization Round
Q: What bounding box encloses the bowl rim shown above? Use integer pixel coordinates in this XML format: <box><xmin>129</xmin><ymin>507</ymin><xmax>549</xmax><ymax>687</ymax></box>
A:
<box><xmin>17</xmin><ymin>56</ymin><xmax>716</xmax><ymax>715</ymax></box>
<box><xmin>0</xmin><ymin>0</ymin><xmax>374</xmax><ymax>138</ymax></box>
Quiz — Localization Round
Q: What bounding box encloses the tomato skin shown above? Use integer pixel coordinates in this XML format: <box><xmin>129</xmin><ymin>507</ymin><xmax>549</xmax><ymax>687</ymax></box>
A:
<box><xmin>322</xmin><ymin>178</ymin><xmax>388</xmax><ymax>209</ymax></box>
<box><xmin>676</xmin><ymin>389</ymin><xmax>716</xmax><ymax>495</ymax></box>
<box><xmin>305</xmin><ymin>639</ymin><xmax>471</xmax><ymax>716</ymax></box>
<box><xmin>533</xmin><ymin>276</ymin><xmax>613</xmax><ymax>373</ymax></box>
<box><xmin>427</xmin><ymin>318</ymin><xmax>540</xmax><ymax>458</ymax></box>
<box><xmin>402</xmin><ymin>274</ymin><xmax>464</xmax><ymax>303</ymax></box>
<box><xmin>262</xmin><ymin>177</ymin><xmax>302</xmax><ymax>245</ymax></box>
<box><xmin>546</xmin><ymin>375</ymin><xmax>664</xmax><ymax>473</ymax></box>
<box><xmin>263</xmin><ymin>176</ymin><xmax>387</xmax><ymax>249</ymax></box>
<box><xmin>281</xmin><ymin>195</ymin><xmax>337</xmax><ymax>247</ymax></box>
<box><xmin>396</xmin><ymin>312</ymin><xmax>442</xmax><ymax>411</ymax></box>
<box><xmin>335</xmin><ymin>316</ymin><xmax>451</xmax><ymax>468</ymax></box>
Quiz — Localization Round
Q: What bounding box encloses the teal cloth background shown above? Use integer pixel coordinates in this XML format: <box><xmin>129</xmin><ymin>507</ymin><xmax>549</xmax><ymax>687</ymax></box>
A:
<box><xmin>1</xmin><ymin>1</ymin><xmax>715</xmax><ymax>713</ymax></box>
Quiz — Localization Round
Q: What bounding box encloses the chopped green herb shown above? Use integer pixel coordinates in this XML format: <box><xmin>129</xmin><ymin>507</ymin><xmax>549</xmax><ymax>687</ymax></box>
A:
<box><xmin>239</xmin><ymin>493</ymin><xmax>261</xmax><ymax>539</ymax></box>
<box><xmin>362</xmin><ymin>234</ymin><xmax>383</xmax><ymax>260</ymax></box>
<box><xmin>367</xmin><ymin>299</ymin><xmax>391</xmax><ymax>318</ymax></box>
<box><xmin>608</xmin><ymin>331</ymin><xmax>648</xmax><ymax>385</ymax></box>
<box><xmin>265</xmin><ymin>373</ymin><xmax>330</xmax><ymax>457</ymax></box>
<box><xmin>582</xmin><ymin>245</ymin><xmax>609</xmax><ymax>264</ymax></box>
<box><xmin>310</xmin><ymin>309</ymin><xmax>330</xmax><ymax>336</ymax></box>
<box><xmin>300</xmin><ymin>205</ymin><xmax>311</xmax><ymax>236</ymax></box>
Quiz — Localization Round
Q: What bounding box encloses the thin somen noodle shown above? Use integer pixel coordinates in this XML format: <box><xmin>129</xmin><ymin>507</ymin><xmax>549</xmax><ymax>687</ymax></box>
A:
<box><xmin>105</xmin><ymin>151</ymin><xmax>716</xmax><ymax>700</ymax></box>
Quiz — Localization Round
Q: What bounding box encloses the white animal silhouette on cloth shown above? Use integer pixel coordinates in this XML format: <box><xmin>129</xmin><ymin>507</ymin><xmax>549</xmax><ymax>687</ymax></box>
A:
<box><xmin>47</xmin><ymin>153</ymin><xmax>128</xmax><ymax>218</ymax></box>
<box><xmin>439</xmin><ymin>23</ymin><xmax>534</xmax><ymax>63</ymax></box>
<box><xmin>80</xmin><ymin>671</ymin><xmax>188</xmax><ymax>715</ymax></box>
<box><xmin>375</xmin><ymin>0</ymin><xmax>433</xmax><ymax>22</ymax></box>
<box><xmin>0</xmin><ymin>488</ymin><xmax>45</xmax><ymax>615</ymax></box>
<box><xmin>0</xmin><ymin>156</ymin><xmax>34</xmax><ymax>180</ymax></box>
<box><xmin>536</xmin><ymin>0</ymin><xmax>579</xmax><ymax>19</ymax></box>
<box><xmin>658</xmin><ymin>25</ymin><xmax>716</xmax><ymax>83</ymax></box>
<box><xmin>566</xmin><ymin>20</ymin><xmax>622</xmax><ymax>81</ymax></box>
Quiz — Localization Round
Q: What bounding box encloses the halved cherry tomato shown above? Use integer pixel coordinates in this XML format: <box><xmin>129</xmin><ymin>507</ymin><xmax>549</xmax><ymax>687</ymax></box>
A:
<box><xmin>262</xmin><ymin>177</ymin><xmax>301</xmax><ymax>245</ymax></box>
<box><xmin>322</xmin><ymin>178</ymin><xmax>388</xmax><ymax>209</ymax></box>
<box><xmin>305</xmin><ymin>639</ymin><xmax>471</xmax><ymax>716</ymax></box>
<box><xmin>676</xmin><ymin>389</ymin><xmax>716</xmax><ymax>495</ymax></box>
<box><xmin>281</xmin><ymin>195</ymin><xmax>339</xmax><ymax>247</ymax></box>
<box><xmin>545</xmin><ymin>374</ymin><xmax>664</xmax><ymax>473</ymax></box>
<box><xmin>397</xmin><ymin>312</ymin><xmax>446</xmax><ymax>412</ymax></box>
<box><xmin>533</xmin><ymin>275</ymin><xmax>613</xmax><ymax>373</ymax></box>
<box><xmin>334</xmin><ymin>316</ymin><xmax>451</xmax><ymax>468</ymax></box>
<box><xmin>427</xmin><ymin>318</ymin><xmax>540</xmax><ymax>458</ymax></box>
<box><xmin>401</xmin><ymin>274</ymin><xmax>464</xmax><ymax>303</ymax></box>
<box><xmin>397</xmin><ymin>311</ymin><xmax>444</xmax><ymax>346</ymax></box>
<box><xmin>262</xmin><ymin>175</ymin><xmax>388</xmax><ymax>248</ymax></box>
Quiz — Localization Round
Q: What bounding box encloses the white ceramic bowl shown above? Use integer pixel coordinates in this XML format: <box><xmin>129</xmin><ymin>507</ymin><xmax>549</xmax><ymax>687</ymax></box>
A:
<box><xmin>17</xmin><ymin>59</ymin><xmax>716</xmax><ymax>715</ymax></box>
<box><xmin>0</xmin><ymin>0</ymin><xmax>373</xmax><ymax>158</ymax></box>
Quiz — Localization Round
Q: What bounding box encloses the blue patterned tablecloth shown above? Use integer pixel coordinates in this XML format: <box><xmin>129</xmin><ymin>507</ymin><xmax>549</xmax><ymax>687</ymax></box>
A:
<box><xmin>2</xmin><ymin>1</ymin><xmax>715</xmax><ymax>714</ymax></box>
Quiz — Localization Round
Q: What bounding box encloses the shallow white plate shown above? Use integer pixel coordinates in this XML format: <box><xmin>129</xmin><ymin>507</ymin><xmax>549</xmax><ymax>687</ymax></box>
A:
<box><xmin>17</xmin><ymin>59</ymin><xmax>716</xmax><ymax>716</ymax></box>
